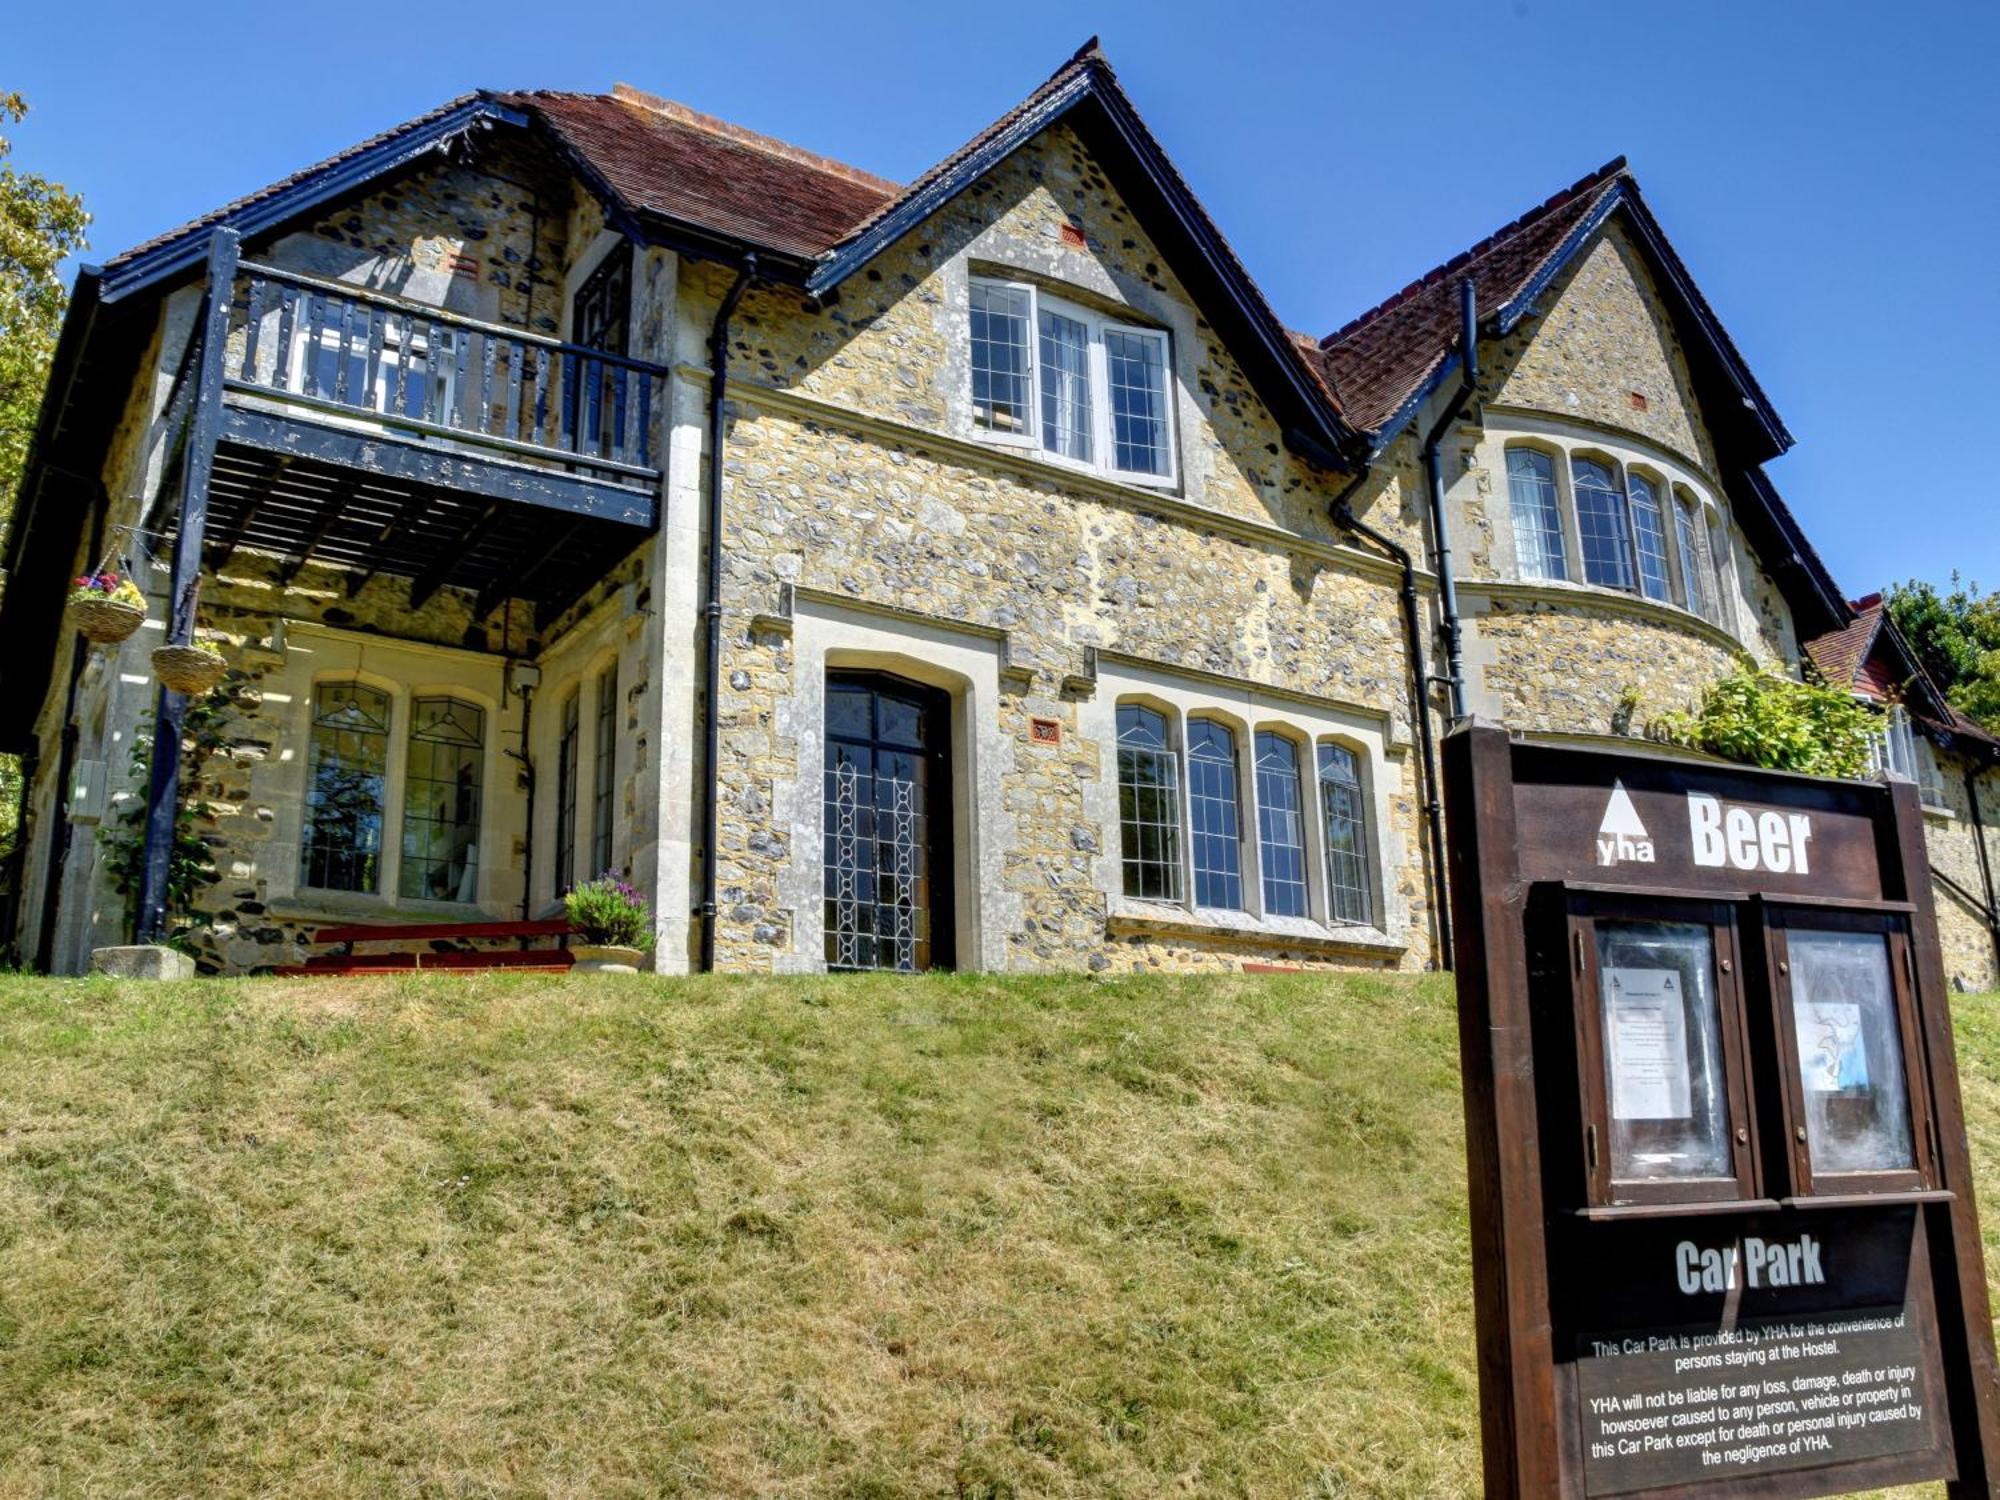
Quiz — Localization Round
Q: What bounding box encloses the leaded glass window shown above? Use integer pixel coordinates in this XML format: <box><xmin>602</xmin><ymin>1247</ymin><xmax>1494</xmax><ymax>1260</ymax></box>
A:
<box><xmin>1319</xmin><ymin>743</ymin><xmax>1371</xmax><ymax>926</ymax></box>
<box><xmin>301</xmin><ymin>682</ymin><xmax>389</xmax><ymax>893</ymax></box>
<box><xmin>1675</xmin><ymin>495</ymin><xmax>1715</xmax><ymax>620</ymax></box>
<box><xmin>970</xmin><ymin>282</ymin><xmax>1032</xmax><ymax>436</ymax></box>
<box><xmin>1038</xmin><ymin>307</ymin><xmax>1092</xmax><ymax>462</ymax></box>
<box><xmin>591</xmin><ymin>663</ymin><xmax>618</xmax><ymax>878</ymax></box>
<box><xmin>1117</xmin><ymin>704</ymin><xmax>1182</xmax><ymax>902</ymax></box>
<box><xmin>1105</xmin><ymin>327</ymin><xmax>1171</xmax><ymax>477</ymax></box>
<box><xmin>970</xmin><ymin>281</ymin><xmax>1175</xmax><ymax>482</ymax></box>
<box><xmin>1626</xmin><ymin>472</ymin><xmax>1674</xmax><ymax>603</ymax></box>
<box><xmin>1187</xmin><ymin>718</ymin><xmax>1243</xmax><ymax>910</ymax></box>
<box><xmin>400</xmin><ymin>697</ymin><xmax>483</xmax><ymax>901</ymax></box>
<box><xmin>1573</xmin><ymin>457</ymin><xmax>1635</xmax><ymax>590</ymax></box>
<box><xmin>823</xmin><ymin>674</ymin><xmax>946</xmax><ymax>973</ymax></box>
<box><xmin>553</xmin><ymin>689</ymin><xmax>580</xmax><ymax>896</ymax></box>
<box><xmin>1255</xmin><ymin>731</ymin><xmax>1309</xmax><ymax>918</ymax></box>
<box><xmin>1506</xmin><ymin>447</ymin><xmax>1567</xmax><ymax>581</ymax></box>
<box><xmin>1708</xmin><ymin>518</ymin><xmax>1736</xmax><ymax>630</ymax></box>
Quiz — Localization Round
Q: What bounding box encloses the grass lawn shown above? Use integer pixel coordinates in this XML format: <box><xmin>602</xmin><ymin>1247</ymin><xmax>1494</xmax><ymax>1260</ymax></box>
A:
<box><xmin>0</xmin><ymin>971</ymin><xmax>1994</xmax><ymax>1497</ymax></box>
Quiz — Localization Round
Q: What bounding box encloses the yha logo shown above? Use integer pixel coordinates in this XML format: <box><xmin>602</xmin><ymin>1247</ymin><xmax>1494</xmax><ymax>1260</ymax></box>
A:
<box><xmin>1595</xmin><ymin>781</ymin><xmax>1654</xmax><ymax>867</ymax></box>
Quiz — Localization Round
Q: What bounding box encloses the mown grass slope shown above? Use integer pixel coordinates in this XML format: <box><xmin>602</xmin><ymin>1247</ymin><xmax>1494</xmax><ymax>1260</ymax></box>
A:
<box><xmin>0</xmin><ymin>971</ymin><xmax>1993</xmax><ymax>1497</ymax></box>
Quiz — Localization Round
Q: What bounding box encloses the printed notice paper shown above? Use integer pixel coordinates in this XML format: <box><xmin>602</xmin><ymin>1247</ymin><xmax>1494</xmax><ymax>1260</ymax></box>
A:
<box><xmin>1607</xmin><ymin>967</ymin><xmax>1692</xmax><ymax>1120</ymax></box>
<box><xmin>1797</xmin><ymin>1001</ymin><xmax>1868</xmax><ymax>1093</ymax></box>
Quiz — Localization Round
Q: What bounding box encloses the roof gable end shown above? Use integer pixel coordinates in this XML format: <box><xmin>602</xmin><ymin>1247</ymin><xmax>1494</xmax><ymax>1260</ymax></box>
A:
<box><xmin>806</xmin><ymin>41</ymin><xmax>1358</xmax><ymax>462</ymax></box>
<box><xmin>97</xmin><ymin>94</ymin><xmax>527</xmax><ymax>304</ymax></box>
<box><xmin>1320</xmin><ymin>164</ymin><xmax>1792</xmax><ymax>465</ymax></box>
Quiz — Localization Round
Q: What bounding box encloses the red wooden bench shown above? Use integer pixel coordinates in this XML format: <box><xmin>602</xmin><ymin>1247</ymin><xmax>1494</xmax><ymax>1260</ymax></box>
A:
<box><xmin>271</xmin><ymin>917</ymin><xmax>575</xmax><ymax>975</ymax></box>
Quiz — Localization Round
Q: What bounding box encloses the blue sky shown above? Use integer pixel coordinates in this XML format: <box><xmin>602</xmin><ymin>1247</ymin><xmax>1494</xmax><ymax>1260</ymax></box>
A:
<box><xmin>12</xmin><ymin>0</ymin><xmax>1997</xmax><ymax>598</ymax></box>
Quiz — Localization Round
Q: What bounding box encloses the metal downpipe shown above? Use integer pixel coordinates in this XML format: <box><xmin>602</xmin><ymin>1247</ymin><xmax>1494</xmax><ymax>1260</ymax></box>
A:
<box><xmin>698</xmin><ymin>255</ymin><xmax>756</xmax><ymax>973</ymax></box>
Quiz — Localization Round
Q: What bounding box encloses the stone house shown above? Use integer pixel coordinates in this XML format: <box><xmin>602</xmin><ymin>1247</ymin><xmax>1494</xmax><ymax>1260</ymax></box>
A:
<box><xmin>1801</xmin><ymin>595</ymin><xmax>2000</xmax><ymax>987</ymax></box>
<box><xmin>4</xmin><ymin>41</ymin><xmax>1994</xmax><ymax>984</ymax></box>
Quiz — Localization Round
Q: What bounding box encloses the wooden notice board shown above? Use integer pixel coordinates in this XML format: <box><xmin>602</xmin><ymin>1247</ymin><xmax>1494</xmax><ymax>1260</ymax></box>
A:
<box><xmin>1443</xmin><ymin>723</ymin><xmax>2000</xmax><ymax>1498</ymax></box>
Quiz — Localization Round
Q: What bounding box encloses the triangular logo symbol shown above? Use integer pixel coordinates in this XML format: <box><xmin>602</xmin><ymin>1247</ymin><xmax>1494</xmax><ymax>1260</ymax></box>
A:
<box><xmin>1599</xmin><ymin>781</ymin><xmax>1648</xmax><ymax>840</ymax></box>
<box><xmin>1595</xmin><ymin>781</ymin><xmax>1655</xmax><ymax>867</ymax></box>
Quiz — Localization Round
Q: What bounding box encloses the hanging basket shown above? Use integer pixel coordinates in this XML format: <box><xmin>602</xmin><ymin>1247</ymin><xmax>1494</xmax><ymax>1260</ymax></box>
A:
<box><xmin>68</xmin><ymin>595</ymin><xmax>148</xmax><ymax>645</ymax></box>
<box><xmin>151</xmin><ymin>643</ymin><xmax>227</xmax><ymax>696</ymax></box>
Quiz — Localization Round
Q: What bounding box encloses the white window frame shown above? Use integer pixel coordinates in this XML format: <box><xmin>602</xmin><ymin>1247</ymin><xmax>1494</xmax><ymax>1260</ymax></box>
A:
<box><xmin>968</xmin><ymin>275</ymin><xmax>1179</xmax><ymax>489</ymax></box>
<box><xmin>1490</xmin><ymin>425</ymin><xmax>1747</xmax><ymax>643</ymax></box>
<box><xmin>292</xmin><ymin>672</ymin><xmax>501</xmax><ymax>912</ymax></box>
<box><xmin>1869</xmin><ymin>704</ymin><xmax>1947</xmax><ymax>811</ymax></box>
<box><xmin>1099</xmin><ymin>688</ymin><xmax>1390</xmax><ymax>939</ymax></box>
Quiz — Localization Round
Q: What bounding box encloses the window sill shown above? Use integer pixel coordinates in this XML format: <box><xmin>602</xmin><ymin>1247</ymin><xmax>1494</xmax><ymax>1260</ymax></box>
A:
<box><xmin>966</xmin><ymin>426</ymin><xmax>1179</xmax><ymax>493</ymax></box>
<box><xmin>1105</xmin><ymin>894</ymin><xmax>1405</xmax><ymax>957</ymax></box>
<box><xmin>1467</xmin><ymin>576</ymin><xmax>1742</xmax><ymax>653</ymax></box>
<box><xmin>1921</xmin><ymin>800</ymin><xmax>1956</xmax><ymax>823</ymax></box>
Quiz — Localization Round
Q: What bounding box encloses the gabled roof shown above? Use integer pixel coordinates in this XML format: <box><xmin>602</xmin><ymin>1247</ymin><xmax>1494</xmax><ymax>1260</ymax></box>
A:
<box><xmin>504</xmin><ymin>86</ymin><xmax>900</xmax><ymax>264</ymax></box>
<box><xmin>796</xmin><ymin>41</ymin><xmax>1355</xmax><ymax>456</ymax></box>
<box><xmin>1805</xmin><ymin>594</ymin><xmax>2000</xmax><ymax>754</ymax></box>
<box><xmin>1804</xmin><ymin>594</ymin><xmax>1891</xmax><ymax>696</ymax></box>
<box><xmin>97</xmin><ymin>94</ymin><xmax>526</xmax><ymax>303</ymax></box>
<box><xmin>1322</xmin><ymin>158</ymin><xmax>1627</xmax><ymax>438</ymax></box>
<box><xmin>511</xmin><ymin>43</ymin><xmax>1354</xmax><ymax>459</ymax></box>
<box><xmin>87</xmin><ymin>43</ymin><xmax>1359</xmax><ymax>465</ymax></box>
<box><xmin>1317</xmin><ymin>159</ymin><xmax>1792</xmax><ymax>466</ymax></box>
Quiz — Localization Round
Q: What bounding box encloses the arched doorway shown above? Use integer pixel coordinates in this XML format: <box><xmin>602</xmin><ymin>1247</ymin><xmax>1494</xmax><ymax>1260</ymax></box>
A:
<box><xmin>823</xmin><ymin>671</ymin><xmax>955</xmax><ymax>972</ymax></box>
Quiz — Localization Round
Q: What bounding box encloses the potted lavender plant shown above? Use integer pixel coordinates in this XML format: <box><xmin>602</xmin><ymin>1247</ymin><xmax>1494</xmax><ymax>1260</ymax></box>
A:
<box><xmin>564</xmin><ymin>873</ymin><xmax>653</xmax><ymax>973</ymax></box>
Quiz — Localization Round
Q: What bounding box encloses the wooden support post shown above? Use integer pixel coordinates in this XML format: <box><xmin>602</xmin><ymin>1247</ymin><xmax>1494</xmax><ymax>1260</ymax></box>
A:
<box><xmin>1442</xmin><ymin>721</ymin><xmax>1561</xmax><ymax>1498</ymax></box>
<box><xmin>134</xmin><ymin>227</ymin><xmax>237</xmax><ymax>947</ymax></box>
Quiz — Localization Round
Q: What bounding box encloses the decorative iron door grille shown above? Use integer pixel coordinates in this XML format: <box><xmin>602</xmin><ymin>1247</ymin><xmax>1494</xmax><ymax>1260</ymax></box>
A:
<box><xmin>823</xmin><ymin>673</ymin><xmax>953</xmax><ymax>972</ymax></box>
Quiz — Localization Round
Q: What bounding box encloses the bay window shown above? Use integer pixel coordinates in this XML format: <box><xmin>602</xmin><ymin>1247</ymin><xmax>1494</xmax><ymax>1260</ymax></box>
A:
<box><xmin>1318</xmin><ymin>743</ymin><xmax>1372</xmax><ymax>926</ymax></box>
<box><xmin>1116</xmin><ymin>704</ymin><xmax>1183</xmax><ymax>902</ymax></box>
<box><xmin>969</xmin><ymin>276</ymin><xmax>1176</xmax><ymax>483</ymax></box>
<box><xmin>1255</xmin><ymin>731</ymin><xmax>1309</xmax><ymax>918</ymax></box>
<box><xmin>553</xmin><ymin>689</ymin><xmax>580</xmax><ymax>896</ymax></box>
<box><xmin>1674</xmin><ymin>492</ymin><xmax>1716</xmax><ymax>621</ymax></box>
<box><xmin>399</xmin><ymin>697</ymin><xmax>484</xmax><ymax>902</ymax></box>
<box><xmin>1500</xmin><ymin>439</ymin><xmax>1740</xmax><ymax>638</ymax></box>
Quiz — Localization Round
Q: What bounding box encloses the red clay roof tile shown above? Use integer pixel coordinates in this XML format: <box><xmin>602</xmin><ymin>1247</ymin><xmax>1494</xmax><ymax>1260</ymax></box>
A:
<box><xmin>506</xmin><ymin>88</ymin><xmax>898</xmax><ymax>262</ymax></box>
<box><xmin>1317</xmin><ymin>158</ymin><xmax>1628</xmax><ymax>435</ymax></box>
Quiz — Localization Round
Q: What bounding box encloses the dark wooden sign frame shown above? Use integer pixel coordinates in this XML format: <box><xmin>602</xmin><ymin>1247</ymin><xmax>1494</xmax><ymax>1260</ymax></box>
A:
<box><xmin>1444</xmin><ymin>722</ymin><xmax>2000</xmax><ymax>1498</ymax></box>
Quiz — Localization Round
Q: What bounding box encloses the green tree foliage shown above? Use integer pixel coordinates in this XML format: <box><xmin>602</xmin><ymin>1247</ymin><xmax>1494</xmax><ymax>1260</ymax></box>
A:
<box><xmin>0</xmin><ymin>93</ymin><xmax>90</xmax><ymax>871</ymax></box>
<box><xmin>1652</xmin><ymin>657</ymin><xmax>1875</xmax><ymax>779</ymax></box>
<box><xmin>1886</xmin><ymin>575</ymin><xmax>2000</xmax><ymax>732</ymax></box>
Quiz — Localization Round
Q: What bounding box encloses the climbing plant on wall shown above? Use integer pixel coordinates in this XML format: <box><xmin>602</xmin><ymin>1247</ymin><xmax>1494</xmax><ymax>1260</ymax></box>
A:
<box><xmin>97</xmin><ymin>692</ymin><xmax>226</xmax><ymax>947</ymax></box>
<box><xmin>1651</xmin><ymin>657</ymin><xmax>1874</xmax><ymax>779</ymax></box>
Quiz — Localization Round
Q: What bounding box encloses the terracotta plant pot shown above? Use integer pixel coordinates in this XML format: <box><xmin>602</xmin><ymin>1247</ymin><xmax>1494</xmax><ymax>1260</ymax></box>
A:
<box><xmin>151</xmin><ymin>643</ymin><xmax>227</xmax><ymax>696</ymax></box>
<box><xmin>570</xmin><ymin>943</ymin><xmax>645</xmax><ymax>974</ymax></box>
<box><xmin>69</xmin><ymin>596</ymin><xmax>147</xmax><ymax>645</ymax></box>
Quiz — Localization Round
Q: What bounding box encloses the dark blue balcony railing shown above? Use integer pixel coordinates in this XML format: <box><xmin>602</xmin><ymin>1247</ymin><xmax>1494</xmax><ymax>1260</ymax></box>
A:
<box><xmin>225</xmin><ymin>261</ymin><xmax>667</xmax><ymax>486</ymax></box>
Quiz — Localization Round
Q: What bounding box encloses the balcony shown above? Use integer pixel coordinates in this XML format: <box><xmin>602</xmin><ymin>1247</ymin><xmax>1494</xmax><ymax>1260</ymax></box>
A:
<box><xmin>159</xmin><ymin>240</ymin><xmax>670</xmax><ymax>627</ymax></box>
